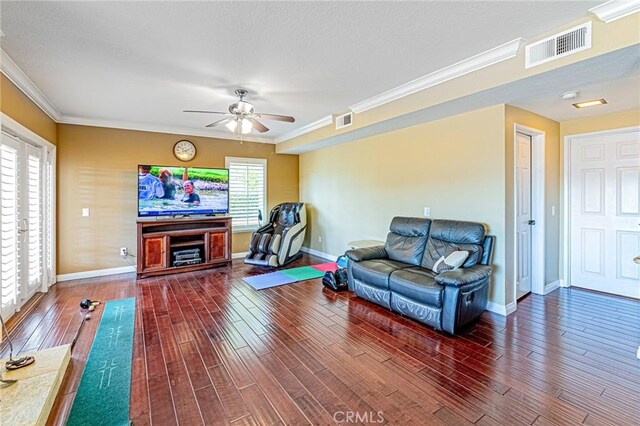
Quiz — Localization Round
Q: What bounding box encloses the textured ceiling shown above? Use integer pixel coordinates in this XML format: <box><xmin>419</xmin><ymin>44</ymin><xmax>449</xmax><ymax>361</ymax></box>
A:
<box><xmin>1</xmin><ymin>1</ymin><xmax>601</xmax><ymax>140</ymax></box>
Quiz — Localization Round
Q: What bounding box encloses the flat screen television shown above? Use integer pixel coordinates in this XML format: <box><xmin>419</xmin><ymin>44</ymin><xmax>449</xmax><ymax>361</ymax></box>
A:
<box><xmin>138</xmin><ymin>165</ymin><xmax>229</xmax><ymax>217</ymax></box>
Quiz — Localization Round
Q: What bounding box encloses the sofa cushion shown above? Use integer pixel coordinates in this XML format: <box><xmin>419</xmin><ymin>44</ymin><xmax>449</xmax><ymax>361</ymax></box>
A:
<box><xmin>385</xmin><ymin>217</ymin><xmax>431</xmax><ymax>266</ymax></box>
<box><xmin>421</xmin><ymin>220</ymin><xmax>485</xmax><ymax>270</ymax></box>
<box><xmin>352</xmin><ymin>259</ymin><xmax>411</xmax><ymax>290</ymax></box>
<box><xmin>389</xmin><ymin>267</ymin><xmax>444</xmax><ymax>307</ymax></box>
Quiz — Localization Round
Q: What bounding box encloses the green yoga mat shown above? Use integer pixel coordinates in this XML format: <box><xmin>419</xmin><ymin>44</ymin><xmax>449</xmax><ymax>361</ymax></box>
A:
<box><xmin>280</xmin><ymin>265</ymin><xmax>325</xmax><ymax>281</ymax></box>
<box><xmin>67</xmin><ymin>298</ymin><xmax>136</xmax><ymax>426</ymax></box>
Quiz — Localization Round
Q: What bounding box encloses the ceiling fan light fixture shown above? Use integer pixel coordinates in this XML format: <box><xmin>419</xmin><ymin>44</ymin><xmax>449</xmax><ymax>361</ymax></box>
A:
<box><xmin>241</xmin><ymin>118</ymin><xmax>253</xmax><ymax>134</ymax></box>
<box><xmin>236</xmin><ymin>100</ymin><xmax>254</xmax><ymax>114</ymax></box>
<box><xmin>225</xmin><ymin>119</ymin><xmax>238</xmax><ymax>132</ymax></box>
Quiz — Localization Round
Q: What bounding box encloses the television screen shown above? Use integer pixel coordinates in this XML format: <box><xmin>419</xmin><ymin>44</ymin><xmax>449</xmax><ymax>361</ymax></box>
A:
<box><xmin>138</xmin><ymin>165</ymin><xmax>229</xmax><ymax>217</ymax></box>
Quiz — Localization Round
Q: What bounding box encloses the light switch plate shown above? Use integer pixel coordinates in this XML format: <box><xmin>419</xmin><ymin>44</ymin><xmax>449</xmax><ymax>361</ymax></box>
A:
<box><xmin>423</xmin><ymin>207</ymin><xmax>431</xmax><ymax>217</ymax></box>
<box><xmin>82</xmin><ymin>208</ymin><xmax>90</xmax><ymax>217</ymax></box>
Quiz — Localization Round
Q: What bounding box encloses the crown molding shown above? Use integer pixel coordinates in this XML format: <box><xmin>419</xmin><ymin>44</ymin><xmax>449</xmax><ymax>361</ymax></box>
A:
<box><xmin>349</xmin><ymin>38</ymin><xmax>524</xmax><ymax>114</ymax></box>
<box><xmin>275</xmin><ymin>114</ymin><xmax>333</xmax><ymax>143</ymax></box>
<box><xmin>58</xmin><ymin>114</ymin><xmax>276</xmax><ymax>144</ymax></box>
<box><xmin>1</xmin><ymin>49</ymin><xmax>62</xmax><ymax>121</ymax></box>
<box><xmin>589</xmin><ymin>0</ymin><xmax>640</xmax><ymax>23</ymax></box>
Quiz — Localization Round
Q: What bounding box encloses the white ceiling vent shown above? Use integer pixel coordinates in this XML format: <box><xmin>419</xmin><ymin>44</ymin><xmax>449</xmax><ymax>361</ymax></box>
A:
<box><xmin>335</xmin><ymin>112</ymin><xmax>353</xmax><ymax>129</ymax></box>
<box><xmin>525</xmin><ymin>21</ymin><xmax>592</xmax><ymax>68</ymax></box>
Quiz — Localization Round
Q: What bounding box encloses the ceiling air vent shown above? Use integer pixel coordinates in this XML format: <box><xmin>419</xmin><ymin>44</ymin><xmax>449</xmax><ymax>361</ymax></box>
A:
<box><xmin>335</xmin><ymin>112</ymin><xmax>353</xmax><ymax>129</ymax></box>
<box><xmin>525</xmin><ymin>22</ymin><xmax>592</xmax><ymax>68</ymax></box>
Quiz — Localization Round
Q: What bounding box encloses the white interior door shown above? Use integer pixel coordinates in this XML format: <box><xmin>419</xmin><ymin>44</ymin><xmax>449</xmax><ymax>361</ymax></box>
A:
<box><xmin>516</xmin><ymin>132</ymin><xmax>533</xmax><ymax>299</ymax></box>
<box><xmin>570</xmin><ymin>128</ymin><xmax>640</xmax><ymax>299</ymax></box>
<box><xmin>0</xmin><ymin>132</ymin><xmax>48</xmax><ymax>319</ymax></box>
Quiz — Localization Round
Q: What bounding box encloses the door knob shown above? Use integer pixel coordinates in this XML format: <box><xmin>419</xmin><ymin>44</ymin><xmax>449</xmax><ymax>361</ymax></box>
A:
<box><xmin>528</xmin><ymin>220</ymin><xmax>536</xmax><ymax>225</ymax></box>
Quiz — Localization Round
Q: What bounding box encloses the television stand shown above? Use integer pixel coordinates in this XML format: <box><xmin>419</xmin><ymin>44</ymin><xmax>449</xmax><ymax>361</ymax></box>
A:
<box><xmin>136</xmin><ymin>217</ymin><xmax>232</xmax><ymax>278</ymax></box>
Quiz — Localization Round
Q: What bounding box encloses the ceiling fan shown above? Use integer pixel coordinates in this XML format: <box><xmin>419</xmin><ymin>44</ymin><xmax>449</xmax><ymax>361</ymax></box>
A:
<box><xmin>184</xmin><ymin>89</ymin><xmax>295</xmax><ymax>135</ymax></box>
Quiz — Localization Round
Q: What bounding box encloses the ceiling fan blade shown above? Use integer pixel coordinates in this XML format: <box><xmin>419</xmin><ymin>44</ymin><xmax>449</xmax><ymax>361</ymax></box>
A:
<box><xmin>183</xmin><ymin>110</ymin><xmax>229</xmax><ymax>114</ymax></box>
<box><xmin>255</xmin><ymin>113</ymin><xmax>295</xmax><ymax>123</ymax></box>
<box><xmin>206</xmin><ymin>118</ymin><xmax>231</xmax><ymax>128</ymax></box>
<box><xmin>249</xmin><ymin>118</ymin><xmax>269</xmax><ymax>133</ymax></box>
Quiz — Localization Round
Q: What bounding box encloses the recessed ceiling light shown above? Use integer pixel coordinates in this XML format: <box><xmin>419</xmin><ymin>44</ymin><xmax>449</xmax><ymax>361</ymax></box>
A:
<box><xmin>561</xmin><ymin>91</ymin><xmax>579</xmax><ymax>100</ymax></box>
<box><xmin>572</xmin><ymin>98</ymin><xmax>608</xmax><ymax>109</ymax></box>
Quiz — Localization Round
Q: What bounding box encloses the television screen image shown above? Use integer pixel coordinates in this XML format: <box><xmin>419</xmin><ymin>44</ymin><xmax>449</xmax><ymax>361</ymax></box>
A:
<box><xmin>138</xmin><ymin>165</ymin><xmax>229</xmax><ymax>217</ymax></box>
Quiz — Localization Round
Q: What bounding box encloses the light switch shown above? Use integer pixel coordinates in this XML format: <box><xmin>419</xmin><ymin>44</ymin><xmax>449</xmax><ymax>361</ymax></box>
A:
<box><xmin>551</xmin><ymin>206</ymin><xmax>556</xmax><ymax>216</ymax></box>
<box><xmin>423</xmin><ymin>207</ymin><xmax>431</xmax><ymax>217</ymax></box>
<box><xmin>82</xmin><ymin>208</ymin><xmax>90</xmax><ymax>217</ymax></box>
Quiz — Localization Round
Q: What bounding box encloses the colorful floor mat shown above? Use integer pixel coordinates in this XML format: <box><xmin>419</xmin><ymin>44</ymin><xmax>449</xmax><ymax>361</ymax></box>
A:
<box><xmin>243</xmin><ymin>263</ymin><xmax>337</xmax><ymax>290</ymax></box>
<box><xmin>67</xmin><ymin>298</ymin><xmax>136</xmax><ymax>426</ymax></box>
<box><xmin>310</xmin><ymin>262</ymin><xmax>339</xmax><ymax>273</ymax></box>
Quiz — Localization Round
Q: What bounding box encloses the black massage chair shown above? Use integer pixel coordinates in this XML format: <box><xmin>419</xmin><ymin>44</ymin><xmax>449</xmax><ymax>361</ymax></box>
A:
<box><xmin>244</xmin><ymin>203</ymin><xmax>307</xmax><ymax>267</ymax></box>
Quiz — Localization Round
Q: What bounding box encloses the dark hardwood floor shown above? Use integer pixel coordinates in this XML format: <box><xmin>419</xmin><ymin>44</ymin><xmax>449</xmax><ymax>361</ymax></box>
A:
<box><xmin>2</xmin><ymin>254</ymin><xmax>639</xmax><ymax>425</ymax></box>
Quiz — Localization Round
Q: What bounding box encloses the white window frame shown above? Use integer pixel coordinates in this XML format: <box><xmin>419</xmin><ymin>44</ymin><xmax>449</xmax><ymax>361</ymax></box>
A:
<box><xmin>225</xmin><ymin>156</ymin><xmax>267</xmax><ymax>233</ymax></box>
<box><xmin>1</xmin><ymin>113</ymin><xmax>56</xmax><ymax>292</ymax></box>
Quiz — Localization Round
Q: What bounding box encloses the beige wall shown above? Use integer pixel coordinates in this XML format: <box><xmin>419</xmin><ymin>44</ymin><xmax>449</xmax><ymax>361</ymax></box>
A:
<box><xmin>300</xmin><ymin>105</ymin><xmax>509</xmax><ymax>306</ymax></box>
<box><xmin>504</xmin><ymin>106</ymin><xmax>560</xmax><ymax>305</ymax></box>
<box><xmin>558</xmin><ymin>108</ymin><xmax>640</xmax><ymax>280</ymax></box>
<box><xmin>57</xmin><ymin>124</ymin><xmax>298</xmax><ymax>274</ymax></box>
<box><xmin>0</xmin><ymin>74</ymin><xmax>57</xmax><ymax>144</ymax></box>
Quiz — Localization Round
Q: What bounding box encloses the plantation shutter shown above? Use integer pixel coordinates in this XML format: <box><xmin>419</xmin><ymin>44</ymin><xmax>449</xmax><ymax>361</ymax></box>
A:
<box><xmin>26</xmin><ymin>146</ymin><xmax>42</xmax><ymax>293</ymax></box>
<box><xmin>45</xmin><ymin>152</ymin><xmax>55</xmax><ymax>285</ymax></box>
<box><xmin>1</xmin><ymin>134</ymin><xmax>20</xmax><ymax>317</ymax></box>
<box><xmin>225</xmin><ymin>157</ymin><xmax>267</xmax><ymax>231</ymax></box>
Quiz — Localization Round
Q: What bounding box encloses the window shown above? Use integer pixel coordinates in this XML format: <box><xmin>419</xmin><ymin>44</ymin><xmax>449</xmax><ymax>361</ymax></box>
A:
<box><xmin>225</xmin><ymin>157</ymin><xmax>267</xmax><ymax>232</ymax></box>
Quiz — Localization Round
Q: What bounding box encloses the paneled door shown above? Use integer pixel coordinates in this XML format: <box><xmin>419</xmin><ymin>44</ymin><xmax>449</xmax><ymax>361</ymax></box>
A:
<box><xmin>516</xmin><ymin>132</ymin><xmax>533</xmax><ymax>299</ymax></box>
<box><xmin>569</xmin><ymin>128</ymin><xmax>640</xmax><ymax>299</ymax></box>
<box><xmin>0</xmin><ymin>131</ymin><xmax>51</xmax><ymax>319</ymax></box>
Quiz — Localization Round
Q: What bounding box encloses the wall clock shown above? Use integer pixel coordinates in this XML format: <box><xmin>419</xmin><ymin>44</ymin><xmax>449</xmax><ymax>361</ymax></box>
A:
<box><xmin>173</xmin><ymin>140</ymin><xmax>196</xmax><ymax>162</ymax></box>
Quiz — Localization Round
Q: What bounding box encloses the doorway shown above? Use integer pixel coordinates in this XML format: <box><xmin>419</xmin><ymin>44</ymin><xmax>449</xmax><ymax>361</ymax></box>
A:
<box><xmin>513</xmin><ymin>124</ymin><xmax>546</xmax><ymax>304</ymax></box>
<box><xmin>0</xmin><ymin>116</ymin><xmax>56</xmax><ymax>320</ymax></box>
<box><xmin>565</xmin><ymin>127</ymin><xmax>640</xmax><ymax>299</ymax></box>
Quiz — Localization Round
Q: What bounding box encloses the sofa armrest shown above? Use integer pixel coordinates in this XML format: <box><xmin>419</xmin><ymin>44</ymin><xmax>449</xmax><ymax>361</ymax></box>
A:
<box><xmin>346</xmin><ymin>245</ymin><xmax>387</xmax><ymax>262</ymax></box>
<box><xmin>435</xmin><ymin>265</ymin><xmax>492</xmax><ymax>287</ymax></box>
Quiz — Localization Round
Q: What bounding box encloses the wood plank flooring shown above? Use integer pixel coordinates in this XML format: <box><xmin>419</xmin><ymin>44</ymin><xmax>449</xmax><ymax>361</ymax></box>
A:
<box><xmin>1</xmin><ymin>254</ymin><xmax>638</xmax><ymax>425</ymax></box>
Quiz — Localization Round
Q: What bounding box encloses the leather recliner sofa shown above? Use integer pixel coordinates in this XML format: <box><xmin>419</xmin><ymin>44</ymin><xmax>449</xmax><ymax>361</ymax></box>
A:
<box><xmin>244</xmin><ymin>203</ymin><xmax>307</xmax><ymax>267</ymax></box>
<box><xmin>346</xmin><ymin>217</ymin><xmax>494</xmax><ymax>335</ymax></box>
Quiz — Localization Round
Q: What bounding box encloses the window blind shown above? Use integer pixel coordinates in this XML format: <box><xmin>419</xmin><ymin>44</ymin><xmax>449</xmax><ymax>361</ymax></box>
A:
<box><xmin>225</xmin><ymin>158</ymin><xmax>266</xmax><ymax>231</ymax></box>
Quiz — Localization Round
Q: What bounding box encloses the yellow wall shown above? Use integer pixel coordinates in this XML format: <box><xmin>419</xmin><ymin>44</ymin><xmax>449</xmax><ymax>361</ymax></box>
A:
<box><xmin>57</xmin><ymin>124</ymin><xmax>298</xmax><ymax>274</ymax></box>
<box><xmin>0</xmin><ymin>74</ymin><xmax>57</xmax><ymax>144</ymax></box>
<box><xmin>299</xmin><ymin>105</ymin><xmax>509</xmax><ymax>305</ymax></box>
<box><xmin>558</xmin><ymin>108</ymin><xmax>640</xmax><ymax>280</ymax></box>
<box><xmin>560</xmin><ymin>109</ymin><xmax>640</xmax><ymax>137</ymax></box>
<box><xmin>504</xmin><ymin>106</ymin><xmax>560</xmax><ymax>304</ymax></box>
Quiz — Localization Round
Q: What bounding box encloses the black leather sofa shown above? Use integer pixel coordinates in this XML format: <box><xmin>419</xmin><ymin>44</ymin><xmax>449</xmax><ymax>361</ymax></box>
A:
<box><xmin>346</xmin><ymin>217</ymin><xmax>494</xmax><ymax>335</ymax></box>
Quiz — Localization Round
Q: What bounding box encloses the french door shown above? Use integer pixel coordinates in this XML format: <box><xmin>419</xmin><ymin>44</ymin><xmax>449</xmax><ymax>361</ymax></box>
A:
<box><xmin>1</xmin><ymin>131</ymin><xmax>55</xmax><ymax>319</ymax></box>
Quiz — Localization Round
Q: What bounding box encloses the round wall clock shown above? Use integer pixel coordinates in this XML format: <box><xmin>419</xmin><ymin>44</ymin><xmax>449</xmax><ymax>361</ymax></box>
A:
<box><xmin>173</xmin><ymin>140</ymin><xmax>196</xmax><ymax>162</ymax></box>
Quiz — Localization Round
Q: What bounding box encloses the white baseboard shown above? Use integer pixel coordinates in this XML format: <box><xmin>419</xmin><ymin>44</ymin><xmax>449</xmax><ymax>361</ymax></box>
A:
<box><xmin>543</xmin><ymin>280</ymin><xmax>561</xmax><ymax>295</ymax></box>
<box><xmin>301</xmin><ymin>246</ymin><xmax>338</xmax><ymax>262</ymax></box>
<box><xmin>232</xmin><ymin>251</ymin><xmax>249</xmax><ymax>259</ymax></box>
<box><xmin>559</xmin><ymin>279</ymin><xmax>569</xmax><ymax>288</ymax></box>
<box><xmin>56</xmin><ymin>266</ymin><xmax>136</xmax><ymax>282</ymax></box>
<box><xmin>486</xmin><ymin>300</ymin><xmax>517</xmax><ymax>316</ymax></box>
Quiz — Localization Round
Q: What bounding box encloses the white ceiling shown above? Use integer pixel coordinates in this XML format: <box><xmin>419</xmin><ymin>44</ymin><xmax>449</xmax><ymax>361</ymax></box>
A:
<box><xmin>0</xmin><ymin>1</ymin><xmax>607</xmax><ymax>141</ymax></box>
